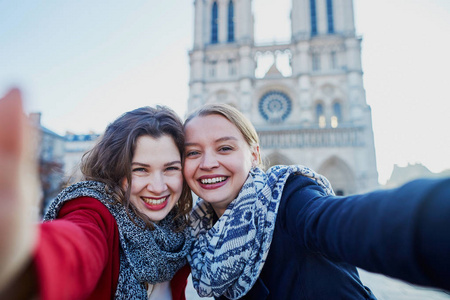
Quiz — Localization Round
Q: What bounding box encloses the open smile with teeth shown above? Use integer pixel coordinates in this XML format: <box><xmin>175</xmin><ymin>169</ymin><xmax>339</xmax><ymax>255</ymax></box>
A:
<box><xmin>142</xmin><ymin>196</ymin><xmax>168</xmax><ymax>205</ymax></box>
<box><xmin>200</xmin><ymin>177</ymin><xmax>227</xmax><ymax>184</ymax></box>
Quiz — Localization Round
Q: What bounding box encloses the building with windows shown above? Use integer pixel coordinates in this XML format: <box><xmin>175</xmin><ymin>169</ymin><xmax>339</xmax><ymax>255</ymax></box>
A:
<box><xmin>385</xmin><ymin>163</ymin><xmax>450</xmax><ymax>189</ymax></box>
<box><xmin>29</xmin><ymin>112</ymin><xmax>101</xmax><ymax>213</ymax></box>
<box><xmin>188</xmin><ymin>0</ymin><xmax>378</xmax><ymax>194</ymax></box>
<box><xmin>29</xmin><ymin>113</ymin><xmax>66</xmax><ymax>214</ymax></box>
<box><xmin>64</xmin><ymin>133</ymin><xmax>101</xmax><ymax>184</ymax></box>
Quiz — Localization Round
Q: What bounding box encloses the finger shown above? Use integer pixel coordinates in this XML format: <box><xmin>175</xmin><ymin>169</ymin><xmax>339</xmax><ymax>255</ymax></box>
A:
<box><xmin>0</xmin><ymin>88</ymin><xmax>25</xmax><ymax>200</ymax></box>
<box><xmin>0</xmin><ymin>88</ymin><xmax>25</xmax><ymax>160</ymax></box>
<box><xmin>0</xmin><ymin>88</ymin><xmax>38</xmax><ymax>291</ymax></box>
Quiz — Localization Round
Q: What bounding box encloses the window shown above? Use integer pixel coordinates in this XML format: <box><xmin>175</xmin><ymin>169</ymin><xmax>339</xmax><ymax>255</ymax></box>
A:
<box><xmin>228</xmin><ymin>0</ymin><xmax>235</xmax><ymax>42</ymax></box>
<box><xmin>316</xmin><ymin>103</ymin><xmax>326</xmax><ymax>128</ymax></box>
<box><xmin>330</xmin><ymin>51</ymin><xmax>337</xmax><ymax>69</ymax></box>
<box><xmin>312</xmin><ymin>53</ymin><xmax>321</xmax><ymax>71</ymax></box>
<box><xmin>259</xmin><ymin>91</ymin><xmax>292</xmax><ymax>123</ymax></box>
<box><xmin>326</xmin><ymin>0</ymin><xmax>334</xmax><ymax>34</ymax></box>
<box><xmin>332</xmin><ymin>102</ymin><xmax>342</xmax><ymax>128</ymax></box>
<box><xmin>211</xmin><ymin>2</ymin><xmax>218</xmax><ymax>44</ymax></box>
<box><xmin>210</xmin><ymin>61</ymin><xmax>217</xmax><ymax>77</ymax></box>
<box><xmin>310</xmin><ymin>0</ymin><xmax>317</xmax><ymax>36</ymax></box>
<box><xmin>228</xmin><ymin>59</ymin><xmax>236</xmax><ymax>75</ymax></box>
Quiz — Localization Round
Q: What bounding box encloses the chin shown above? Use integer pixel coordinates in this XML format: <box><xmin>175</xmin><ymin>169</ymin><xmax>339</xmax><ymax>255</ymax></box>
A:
<box><xmin>147</xmin><ymin>207</ymin><xmax>175</xmax><ymax>222</ymax></box>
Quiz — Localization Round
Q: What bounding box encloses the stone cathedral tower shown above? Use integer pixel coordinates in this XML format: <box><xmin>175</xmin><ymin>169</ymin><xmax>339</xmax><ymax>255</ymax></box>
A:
<box><xmin>188</xmin><ymin>0</ymin><xmax>378</xmax><ymax>194</ymax></box>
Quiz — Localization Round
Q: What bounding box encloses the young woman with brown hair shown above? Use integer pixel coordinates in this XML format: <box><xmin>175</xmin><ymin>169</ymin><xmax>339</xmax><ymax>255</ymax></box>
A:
<box><xmin>0</xmin><ymin>89</ymin><xmax>192</xmax><ymax>299</ymax></box>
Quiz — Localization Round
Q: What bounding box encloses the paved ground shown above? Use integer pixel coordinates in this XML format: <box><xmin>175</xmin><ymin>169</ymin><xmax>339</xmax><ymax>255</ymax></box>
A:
<box><xmin>358</xmin><ymin>269</ymin><xmax>450</xmax><ymax>300</ymax></box>
<box><xmin>185</xmin><ymin>270</ymin><xmax>450</xmax><ymax>299</ymax></box>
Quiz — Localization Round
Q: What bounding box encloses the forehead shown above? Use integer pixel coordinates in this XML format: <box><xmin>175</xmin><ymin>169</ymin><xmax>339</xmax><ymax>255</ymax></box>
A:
<box><xmin>185</xmin><ymin>114</ymin><xmax>243</xmax><ymax>141</ymax></box>
<box><xmin>134</xmin><ymin>135</ymin><xmax>180</xmax><ymax>159</ymax></box>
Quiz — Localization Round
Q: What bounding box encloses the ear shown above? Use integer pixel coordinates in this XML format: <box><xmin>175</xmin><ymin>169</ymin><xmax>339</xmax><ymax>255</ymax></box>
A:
<box><xmin>121</xmin><ymin>177</ymin><xmax>129</xmax><ymax>190</ymax></box>
<box><xmin>250</xmin><ymin>144</ymin><xmax>261</xmax><ymax>167</ymax></box>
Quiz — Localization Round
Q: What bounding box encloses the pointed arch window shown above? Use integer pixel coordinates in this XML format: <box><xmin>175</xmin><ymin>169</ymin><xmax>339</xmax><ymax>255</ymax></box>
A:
<box><xmin>316</xmin><ymin>103</ymin><xmax>326</xmax><ymax>128</ymax></box>
<box><xmin>228</xmin><ymin>0</ymin><xmax>235</xmax><ymax>42</ymax></box>
<box><xmin>211</xmin><ymin>1</ymin><xmax>218</xmax><ymax>44</ymax></box>
<box><xmin>228</xmin><ymin>59</ymin><xmax>236</xmax><ymax>75</ymax></box>
<box><xmin>310</xmin><ymin>0</ymin><xmax>318</xmax><ymax>36</ymax></box>
<box><xmin>331</xmin><ymin>102</ymin><xmax>342</xmax><ymax>128</ymax></box>
<box><xmin>330</xmin><ymin>51</ymin><xmax>337</xmax><ymax>69</ymax></box>
<box><xmin>327</xmin><ymin>0</ymin><xmax>335</xmax><ymax>34</ymax></box>
<box><xmin>210</xmin><ymin>60</ymin><xmax>217</xmax><ymax>77</ymax></box>
<box><xmin>312</xmin><ymin>53</ymin><xmax>321</xmax><ymax>71</ymax></box>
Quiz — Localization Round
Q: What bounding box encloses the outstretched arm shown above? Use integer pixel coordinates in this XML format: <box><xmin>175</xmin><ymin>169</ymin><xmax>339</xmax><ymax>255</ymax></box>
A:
<box><xmin>0</xmin><ymin>89</ymin><xmax>40</xmax><ymax>297</ymax></box>
<box><xmin>282</xmin><ymin>175</ymin><xmax>450</xmax><ymax>291</ymax></box>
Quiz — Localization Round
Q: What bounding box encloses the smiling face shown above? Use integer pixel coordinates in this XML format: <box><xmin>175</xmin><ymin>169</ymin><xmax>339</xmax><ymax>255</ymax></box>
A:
<box><xmin>122</xmin><ymin>134</ymin><xmax>183</xmax><ymax>222</ymax></box>
<box><xmin>184</xmin><ymin>114</ymin><xmax>259</xmax><ymax>217</ymax></box>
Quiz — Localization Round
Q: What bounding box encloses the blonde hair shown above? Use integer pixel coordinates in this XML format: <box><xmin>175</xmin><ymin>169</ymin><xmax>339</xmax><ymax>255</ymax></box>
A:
<box><xmin>185</xmin><ymin>103</ymin><xmax>263</xmax><ymax>167</ymax></box>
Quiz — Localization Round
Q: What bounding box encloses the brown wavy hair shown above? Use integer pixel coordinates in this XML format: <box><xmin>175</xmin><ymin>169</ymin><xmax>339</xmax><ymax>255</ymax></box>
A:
<box><xmin>81</xmin><ymin>106</ymin><xmax>192</xmax><ymax>231</ymax></box>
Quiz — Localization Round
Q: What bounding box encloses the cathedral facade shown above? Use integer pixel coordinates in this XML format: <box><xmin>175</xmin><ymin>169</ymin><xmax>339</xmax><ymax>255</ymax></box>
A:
<box><xmin>187</xmin><ymin>0</ymin><xmax>378</xmax><ymax>194</ymax></box>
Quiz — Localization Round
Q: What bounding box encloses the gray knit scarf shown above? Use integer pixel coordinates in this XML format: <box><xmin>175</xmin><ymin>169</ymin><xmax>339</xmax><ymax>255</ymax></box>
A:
<box><xmin>188</xmin><ymin>165</ymin><xmax>334</xmax><ymax>299</ymax></box>
<box><xmin>44</xmin><ymin>181</ymin><xmax>192</xmax><ymax>299</ymax></box>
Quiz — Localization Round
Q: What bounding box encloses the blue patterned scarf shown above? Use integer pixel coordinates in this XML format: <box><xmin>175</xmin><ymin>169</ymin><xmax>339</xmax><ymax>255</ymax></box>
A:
<box><xmin>44</xmin><ymin>181</ymin><xmax>192</xmax><ymax>299</ymax></box>
<box><xmin>188</xmin><ymin>165</ymin><xmax>333</xmax><ymax>299</ymax></box>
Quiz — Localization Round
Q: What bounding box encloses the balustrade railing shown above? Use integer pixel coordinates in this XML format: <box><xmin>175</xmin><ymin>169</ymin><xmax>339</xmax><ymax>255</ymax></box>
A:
<box><xmin>257</xmin><ymin>126</ymin><xmax>365</xmax><ymax>149</ymax></box>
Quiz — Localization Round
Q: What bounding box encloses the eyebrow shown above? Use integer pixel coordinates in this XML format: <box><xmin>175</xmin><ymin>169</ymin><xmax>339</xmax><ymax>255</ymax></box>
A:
<box><xmin>185</xmin><ymin>136</ymin><xmax>238</xmax><ymax>147</ymax></box>
<box><xmin>131</xmin><ymin>161</ymin><xmax>181</xmax><ymax>168</ymax></box>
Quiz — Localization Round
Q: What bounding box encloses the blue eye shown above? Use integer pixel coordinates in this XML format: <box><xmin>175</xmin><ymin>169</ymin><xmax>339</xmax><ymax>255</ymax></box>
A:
<box><xmin>166</xmin><ymin>166</ymin><xmax>180</xmax><ymax>171</ymax></box>
<box><xmin>186</xmin><ymin>150</ymin><xmax>200</xmax><ymax>157</ymax></box>
<box><xmin>219</xmin><ymin>146</ymin><xmax>233</xmax><ymax>152</ymax></box>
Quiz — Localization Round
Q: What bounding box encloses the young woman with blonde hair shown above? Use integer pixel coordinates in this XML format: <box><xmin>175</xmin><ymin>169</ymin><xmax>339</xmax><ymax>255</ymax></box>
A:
<box><xmin>184</xmin><ymin>103</ymin><xmax>450</xmax><ymax>299</ymax></box>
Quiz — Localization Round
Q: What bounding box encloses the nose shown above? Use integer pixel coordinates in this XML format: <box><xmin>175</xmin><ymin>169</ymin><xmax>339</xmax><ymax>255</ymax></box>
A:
<box><xmin>146</xmin><ymin>173</ymin><xmax>167</xmax><ymax>194</ymax></box>
<box><xmin>199</xmin><ymin>151</ymin><xmax>219</xmax><ymax>170</ymax></box>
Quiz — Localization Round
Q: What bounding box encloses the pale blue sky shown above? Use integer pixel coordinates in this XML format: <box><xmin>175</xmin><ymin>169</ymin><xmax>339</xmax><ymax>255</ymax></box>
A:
<box><xmin>1</xmin><ymin>0</ymin><xmax>449</xmax><ymax>184</ymax></box>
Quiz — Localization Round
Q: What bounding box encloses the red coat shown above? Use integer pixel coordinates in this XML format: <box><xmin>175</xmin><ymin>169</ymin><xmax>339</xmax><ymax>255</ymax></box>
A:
<box><xmin>34</xmin><ymin>196</ymin><xmax>190</xmax><ymax>300</ymax></box>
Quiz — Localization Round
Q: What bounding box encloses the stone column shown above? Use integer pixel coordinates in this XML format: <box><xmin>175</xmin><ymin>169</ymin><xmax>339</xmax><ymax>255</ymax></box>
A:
<box><xmin>291</xmin><ymin>0</ymin><xmax>310</xmax><ymax>40</ymax></box>
<box><xmin>193</xmin><ymin>0</ymin><xmax>204</xmax><ymax>49</ymax></box>
<box><xmin>218</xmin><ymin>0</ymin><xmax>227</xmax><ymax>43</ymax></box>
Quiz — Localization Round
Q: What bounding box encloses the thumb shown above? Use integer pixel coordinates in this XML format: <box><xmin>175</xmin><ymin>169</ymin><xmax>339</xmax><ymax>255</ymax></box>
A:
<box><xmin>0</xmin><ymin>88</ymin><xmax>40</xmax><ymax>291</ymax></box>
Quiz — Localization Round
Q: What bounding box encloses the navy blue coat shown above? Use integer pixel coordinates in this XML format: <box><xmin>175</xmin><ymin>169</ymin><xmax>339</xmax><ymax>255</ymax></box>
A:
<box><xmin>218</xmin><ymin>175</ymin><xmax>450</xmax><ymax>299</ymax></box>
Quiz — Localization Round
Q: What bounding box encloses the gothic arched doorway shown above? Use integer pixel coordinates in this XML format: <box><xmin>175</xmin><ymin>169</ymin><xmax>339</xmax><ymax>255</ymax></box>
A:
<box><xmin>318</xmin><ymin>156</ymin><xmax>356</xmax><ymax>195</ymax></box>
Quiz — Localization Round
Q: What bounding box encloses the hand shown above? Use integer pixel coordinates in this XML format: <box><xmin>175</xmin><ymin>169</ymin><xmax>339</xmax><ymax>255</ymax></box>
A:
<box><xmin>0</xmin><ymin>89</ymin><xmax>40</xmax><ymax>292</ymax></box>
